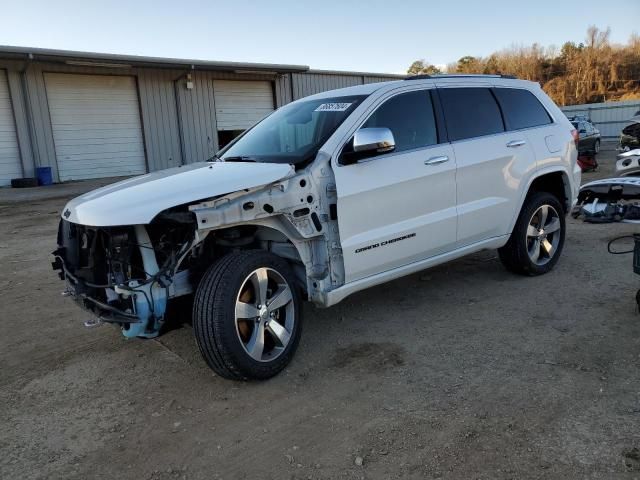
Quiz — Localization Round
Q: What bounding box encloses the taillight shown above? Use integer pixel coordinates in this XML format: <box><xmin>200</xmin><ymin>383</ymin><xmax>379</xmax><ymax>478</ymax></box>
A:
<box><xmin>571</xmin><ymin>129</ymin><xmax>579</xmax><ymax>147</ymax></box>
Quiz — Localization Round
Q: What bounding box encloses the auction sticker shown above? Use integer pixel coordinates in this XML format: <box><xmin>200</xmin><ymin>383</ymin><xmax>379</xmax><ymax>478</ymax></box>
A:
<box><xmin>315</xmin><ymin>102</ymin><xmax>352</xmax><ymax>112</ymax></box>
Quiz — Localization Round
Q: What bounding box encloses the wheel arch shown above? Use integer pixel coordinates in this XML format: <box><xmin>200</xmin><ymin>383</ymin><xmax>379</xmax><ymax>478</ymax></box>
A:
<box><xmin>508</xmin><ymin>168</ymin><xmax>572</xmax><ymax>233</ymax></box>
<box><xmin>202</xmin><ymin>219</ymin><xmax>319</xmax><ymax>297</ymax></box>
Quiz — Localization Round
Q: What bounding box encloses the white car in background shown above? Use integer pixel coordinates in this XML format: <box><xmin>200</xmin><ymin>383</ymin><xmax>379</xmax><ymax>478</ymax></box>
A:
<box><xmin>53</xmin><ymin>74</ymin><xmax>579</xmax><ymax>380</ymax></box>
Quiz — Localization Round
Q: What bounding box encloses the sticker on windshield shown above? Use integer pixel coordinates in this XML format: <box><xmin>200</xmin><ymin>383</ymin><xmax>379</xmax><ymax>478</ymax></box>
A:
<box><xmin>315</xmin><ymin>102</ymin><xmax>352</xmax><ymax>112</ymax></box>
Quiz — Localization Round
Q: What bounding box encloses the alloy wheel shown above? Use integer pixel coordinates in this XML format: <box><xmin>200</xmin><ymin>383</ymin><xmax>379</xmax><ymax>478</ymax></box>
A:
<box><xmin>234</xmin><ymin>267</ymin><xmax>295</xmax><ymax>362</ymax></box>
<box><xmin>526</xmin><ymin>205</ymin><xmax>561</xmax><ymax>266</ymax></box>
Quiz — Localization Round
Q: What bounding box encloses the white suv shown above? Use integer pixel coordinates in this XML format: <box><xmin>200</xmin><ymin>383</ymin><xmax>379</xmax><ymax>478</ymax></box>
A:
<box><xmin>53</xmin><ymin>74</ymin><xmax>580</xmax><ymax>380</ymax></box>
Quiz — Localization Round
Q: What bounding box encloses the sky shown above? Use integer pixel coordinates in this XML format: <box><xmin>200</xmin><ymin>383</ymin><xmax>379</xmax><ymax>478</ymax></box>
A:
<box><xmin>1</xmin><ymin>0</ymin><xmax>638</xmax><ymax>74</ymax></box>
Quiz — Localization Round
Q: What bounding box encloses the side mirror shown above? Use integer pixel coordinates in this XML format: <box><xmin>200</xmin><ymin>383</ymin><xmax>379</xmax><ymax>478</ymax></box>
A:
<box><xmin>340</xmin><ymin>127</ymin><xmax>395</xmax><ymax>165</ymax></box>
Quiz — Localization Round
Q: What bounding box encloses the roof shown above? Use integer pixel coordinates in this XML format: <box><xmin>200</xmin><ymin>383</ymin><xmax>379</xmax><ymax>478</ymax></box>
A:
<box><xmin>298</xmin><ymin>80</ymin><xmax>404</xmax><ymax>101</ymax></box>
<box><xmin>298</xmin><ymin>74</ymin><xmax>538</xmax><ymax>102</ymax></box>
<box><xmin>0</xmin><ymin>46</ymin><xmax>402</xmax><ymax>78</ymax></box>
<box><xmin>0</xmin><ymin>45</ymin><xmax>309</xmax><ymax>74</ymax></box>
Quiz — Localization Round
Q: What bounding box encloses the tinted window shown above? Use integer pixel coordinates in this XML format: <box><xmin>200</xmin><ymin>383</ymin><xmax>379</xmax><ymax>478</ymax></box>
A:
<box><xmin>493</xmin><ymin>88</ymin><xmax>552</xmax><ymax>130</ymax></box>
<box><xmin>363</xmin><ymin>90</ymin><xmax>437</xmax><ymax>152</ymax></box>
<box><xmin>439</xmin><ymin>88</ymin><xmax>504</xmax><ymax>141</ymax></box>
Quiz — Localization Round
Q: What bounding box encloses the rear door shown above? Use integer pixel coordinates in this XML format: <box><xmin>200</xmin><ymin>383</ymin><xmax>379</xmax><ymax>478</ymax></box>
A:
<box><xmin>334</xmin><ymin>88</ymin><xmax>457</xmax><ymax>283</ymax></box>
<box><xmin>438</xmin><ymin>86</ymin><xmax>537</xmax><ymax>246</ymax></box>
<box><xmin>492</xmin><ymin>86</ymin><xmax>556</xmax><ymax>164</ymax></box>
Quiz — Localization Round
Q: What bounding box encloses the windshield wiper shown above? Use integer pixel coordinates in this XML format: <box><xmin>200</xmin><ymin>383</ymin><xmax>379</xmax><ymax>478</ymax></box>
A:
<box><xmin>221</xmin><ymin>156</ymin><xmax>259</xmax><ymax>163</ymax></box>
<box><xmin>206</xmin><ymin>155</ymin><xmax>220</xmax><ymax>162</ymax></box>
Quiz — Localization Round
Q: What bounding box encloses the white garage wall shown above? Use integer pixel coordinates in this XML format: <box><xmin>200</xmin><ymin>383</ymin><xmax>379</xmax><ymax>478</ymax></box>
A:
<box><xmin>0</xmin><ymin>70</ymin><xmax>22</xmax><ymax>186</ymax></box>
<box><xmin>45</xmin><ymin>73</ymin><xmax>147</xmax><ymax>181</ymax></box>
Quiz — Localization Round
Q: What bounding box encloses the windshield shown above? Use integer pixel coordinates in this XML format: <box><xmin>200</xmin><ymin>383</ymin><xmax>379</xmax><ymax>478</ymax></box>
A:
<box><xmin>217</xmin><ymin>95</ymin><xmax>366</xmax><ymax>165</ymax></box>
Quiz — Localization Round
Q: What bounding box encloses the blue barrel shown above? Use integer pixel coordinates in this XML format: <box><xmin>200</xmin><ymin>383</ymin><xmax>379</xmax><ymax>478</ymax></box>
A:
<box><xmin>36</xmin><ymin>166</ymin><xmax>53</xmax><ymax>186</ymax></box>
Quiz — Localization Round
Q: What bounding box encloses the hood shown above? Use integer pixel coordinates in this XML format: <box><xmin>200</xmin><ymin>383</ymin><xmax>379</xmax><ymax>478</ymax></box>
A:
<box><xmin>61</xmin><ymin>161</ymin><xmax>294</xmax><ymax>226</ymax></box>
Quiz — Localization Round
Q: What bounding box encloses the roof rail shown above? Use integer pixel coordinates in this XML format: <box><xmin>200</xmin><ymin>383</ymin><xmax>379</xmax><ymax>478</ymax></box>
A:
<box><xmin>405</xmin><ymin>73</ymin><xmax>517</xmax><ymax>80</ymax></box>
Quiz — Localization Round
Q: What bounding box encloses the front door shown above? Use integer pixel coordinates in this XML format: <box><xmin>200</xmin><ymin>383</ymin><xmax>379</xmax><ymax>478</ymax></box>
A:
<box><xmin>333</xmin><ymin>88</ymin><xmax>458</xmax><ymax>283</ymax></box>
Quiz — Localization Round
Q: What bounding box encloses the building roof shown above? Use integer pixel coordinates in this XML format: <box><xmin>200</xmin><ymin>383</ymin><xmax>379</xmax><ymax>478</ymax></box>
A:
<box><xmin>0</xmin><ymin>45</ymin><xmax>402</xmax><ymax>78</ymax></box>
<box><xmin>0</xmin><ymin>45</ymin><xmax>310</xmax><ymax>74</ymax></box>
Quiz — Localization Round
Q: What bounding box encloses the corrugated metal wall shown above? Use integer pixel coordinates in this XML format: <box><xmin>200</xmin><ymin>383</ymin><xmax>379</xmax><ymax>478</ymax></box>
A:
<box><xmin>561</xmin><ymin>100</ymin><xmax>640</xmax><ymax>139</ymax></box>
<box><xmin>0</xmin><ymin>57</ymin><xmax>400</xmax><ymax>182</ymax></box>
<box><xmin>289</xmin><ymin>71</ymin><xmax>400</xmax><ymax>100</ymax></box>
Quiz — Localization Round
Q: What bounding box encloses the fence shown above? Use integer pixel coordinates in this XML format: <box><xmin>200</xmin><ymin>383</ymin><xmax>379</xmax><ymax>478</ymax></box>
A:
<box><xmin>561</xmin><ymin>100</ymin><xmax>640</xmax><ymax>140</ymax></box>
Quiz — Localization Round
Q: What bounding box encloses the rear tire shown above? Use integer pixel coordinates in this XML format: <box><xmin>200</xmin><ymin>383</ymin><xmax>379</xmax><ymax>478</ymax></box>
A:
<box><xmin>498</xmin><ymin>192</ymin><xmax>566</xmax><ymax>276</ymax></box>
<box><xmin>594</xmin><ymin>139</ymin><xmax>600</xmax><ymax>153</ymax></box>
<box><xmin>193</xmin><ymin>250</ymin><xmax>302</xmax><ymax>380</ymax></box>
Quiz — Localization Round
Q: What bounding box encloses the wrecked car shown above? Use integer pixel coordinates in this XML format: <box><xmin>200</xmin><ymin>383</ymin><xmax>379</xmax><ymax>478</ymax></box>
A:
<box><xmin>574</xmin><ymin>177</ymin><xmax>640</xmax><ymax>223</ymax></box>
<box><xmin>619</xmin><ymin>111</ymin><xmax>640</xmax><ymax>152</ymax></box>
<box><xmin>615</xmin><ymin>149</ymin><xmax>640</xmax><ymax>177</ymax></box>
<box><xmin>53</xmin><ymin>75</ymin><xmax>579</xmax><ymax>380</ymax></box>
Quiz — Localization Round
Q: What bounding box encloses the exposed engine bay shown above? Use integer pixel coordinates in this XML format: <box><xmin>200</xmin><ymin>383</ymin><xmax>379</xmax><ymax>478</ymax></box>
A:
<box><xmin>52</xmin><ymin>156</ymin><xmax>345</xmax><ymax>338</ymax></box>
<box><xmin>53</xmin><ymin>210</ymin><xmax>199</xmax><ymax>337</ymax></box>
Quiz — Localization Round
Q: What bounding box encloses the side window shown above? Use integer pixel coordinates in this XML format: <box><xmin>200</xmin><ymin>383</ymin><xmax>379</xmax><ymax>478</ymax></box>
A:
<box><xmin>492</xmin><ymin>88</ymin><xmax>552</xmax><ymax>131</ymax></box>
<box><xmin>439</xmin><ymin>88</ymin><xmax>504</xmax><ymax>141</ymax></box>
<box><xmin>362</xmin><ymin>90</ymin><xmax>437</xmax><ymax>153</ymax></box>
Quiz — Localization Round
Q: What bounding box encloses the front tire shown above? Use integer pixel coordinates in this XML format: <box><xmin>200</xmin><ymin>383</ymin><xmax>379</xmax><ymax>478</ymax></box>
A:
<box><xmin>594</xmin><ymin>139</ymin><xmax>600</xmax><ymax>154</ymax></box>
<box><xmin>498</xmin><ymin>192</ymin><xmax>566</xmax><ymax>276</ymax></box>
<box><xmin>193</xmin><ymin>250</ymin><xmax>302</xmax><ymax>380</ymax></box>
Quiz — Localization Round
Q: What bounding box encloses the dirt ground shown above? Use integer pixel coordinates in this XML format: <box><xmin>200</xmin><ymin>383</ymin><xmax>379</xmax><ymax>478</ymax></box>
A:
<box><xmin>1</xmin><ymin>148</ymin><xmax>640</xmax><ymax>480</ymax></box>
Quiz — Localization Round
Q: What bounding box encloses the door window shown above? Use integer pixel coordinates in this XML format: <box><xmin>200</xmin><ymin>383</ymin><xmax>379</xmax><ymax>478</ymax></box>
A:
<box><xmin>492</xmin><ymin>88</ymin><xmax>552</xmax><ymax>130</ymax></box>
<box><xmin>439</xmin><ymin>88</ymin><xmax>505</xmax><ymax>141</ymax></box>
<box><xmin>362</xmin><ymin>90</ymin><xmax>437</xmax><ymax>153</ymax></box>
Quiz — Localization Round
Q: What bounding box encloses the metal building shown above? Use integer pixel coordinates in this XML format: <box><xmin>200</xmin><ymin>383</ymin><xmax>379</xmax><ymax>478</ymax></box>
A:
<box><xmin>0</xmin><ymin>46</ymin><xmax>401</xmax><ymax>186</ymax></box>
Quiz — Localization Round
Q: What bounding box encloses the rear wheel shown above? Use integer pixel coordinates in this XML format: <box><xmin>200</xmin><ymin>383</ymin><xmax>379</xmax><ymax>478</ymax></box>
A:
<box><xmin>498</xmin><ymin>192</ymin><xmax>565</xmax><ymax>276</ymax></box>
<box><xmin>193</xmin><ymin>250</ymin><xmax>302</xmax><ymax>380</ymax></box>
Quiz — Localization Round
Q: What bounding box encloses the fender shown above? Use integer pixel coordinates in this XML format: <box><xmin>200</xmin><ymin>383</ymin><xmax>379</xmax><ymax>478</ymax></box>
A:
<box><xmin>507</xmin><ymin>165</ymin><xmax>573</xmax><ymax>235</ymax></box>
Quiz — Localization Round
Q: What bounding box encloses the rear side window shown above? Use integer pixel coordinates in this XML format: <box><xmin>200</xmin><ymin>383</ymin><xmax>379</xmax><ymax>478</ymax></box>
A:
<box><xmin>493</xmin><ymin>88</ymin><xmax>552</xmax><ymax>130</ymax></box>
<box><xmin>363</xmin><ymin>90</ymin><xmax>437</xmax><ymax>152</ymax></box>
<box><xmin>439</xmin><ymin>88</ymin><xmax>504</xmax><ymax>141</ymax></box>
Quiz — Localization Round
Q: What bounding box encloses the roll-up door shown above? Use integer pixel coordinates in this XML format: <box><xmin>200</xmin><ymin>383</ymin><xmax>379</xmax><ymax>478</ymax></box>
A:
<box><xmin>0</xmin><ymin>70</ymin><xmax>22</xmax><ymax>186</ymax></box>
<box><xmin>45</xmin><ymin>73</ymin><xmax>146</xmax><ymax>181</ymax></box>
<box><xmin>213</xmin><ymin>80</ymin><xmax>274</xmax><ymax>147</ymax></box>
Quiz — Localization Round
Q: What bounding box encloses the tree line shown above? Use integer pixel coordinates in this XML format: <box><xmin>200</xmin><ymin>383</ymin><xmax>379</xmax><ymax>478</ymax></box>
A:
<box><xmin>408</xmin><ymin>27</ymin><xmax>640</xmax><ymax>106</ymax></box>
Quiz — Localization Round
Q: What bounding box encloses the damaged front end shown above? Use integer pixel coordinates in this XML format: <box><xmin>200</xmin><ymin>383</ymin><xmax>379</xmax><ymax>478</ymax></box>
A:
<box><xmin>52</xmin><ymin>211</ymin><xmax>198</xmax><ymax>338</ymax></box>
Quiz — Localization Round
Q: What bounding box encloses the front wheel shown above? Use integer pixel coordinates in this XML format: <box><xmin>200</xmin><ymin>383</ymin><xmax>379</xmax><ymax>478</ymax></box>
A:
<box><xmin>498</xmin><ymin>192</ymin><xmax>566</xmax><ymax>276</ymax></box>
<box><xmin>594</xmin><ymin>139</ymin><xmax>601</xmax><ymax>154</ymax></box>
<box><xmin>193</xmin><ymin>250</ymin><xmax>302</xmax><ymax>380</ymax></box>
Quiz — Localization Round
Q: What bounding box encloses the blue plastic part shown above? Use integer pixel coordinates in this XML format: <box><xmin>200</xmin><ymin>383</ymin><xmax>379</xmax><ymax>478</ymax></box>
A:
<box><xmin>121</xmin><ymin>285</ymin><xmax>167</xmax><ymax>339</ymax></box>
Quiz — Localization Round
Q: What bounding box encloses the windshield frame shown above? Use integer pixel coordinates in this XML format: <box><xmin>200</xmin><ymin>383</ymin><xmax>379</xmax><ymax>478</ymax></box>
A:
<box><xmin>214</xmin><ymin>94</ymin><xmax>368</xmax><ymax>167</ymax></box>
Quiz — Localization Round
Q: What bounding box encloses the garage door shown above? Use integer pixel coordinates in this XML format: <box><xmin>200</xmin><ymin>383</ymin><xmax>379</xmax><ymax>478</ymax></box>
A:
<box><xmin>213</xmin><ymin>80</ymin><xmax>275</xmax><ymax>131</ymax></box>
<box><xmin>0</xmin><ymin>70</ymin><xmax>22</xmax><ymax>186</ymax></box>
<box><xmin>45</xmin><ymin>73</ymin><xmax>146</xmax><ymax>181</ymax></box>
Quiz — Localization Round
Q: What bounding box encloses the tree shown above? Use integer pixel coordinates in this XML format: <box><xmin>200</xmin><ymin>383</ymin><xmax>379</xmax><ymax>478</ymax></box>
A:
<box><xmin>406</xmin><ymin>26</ymin><xmax>640</xmax><ymax>106</ymax></box>
<box><xmin>407</xmin><ymin>60</ymin><xmax>441</xmax><ymax>75</ymax></box>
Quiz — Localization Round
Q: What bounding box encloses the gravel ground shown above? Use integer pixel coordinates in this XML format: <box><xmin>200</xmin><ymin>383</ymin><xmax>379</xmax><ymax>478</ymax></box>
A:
<box><xmin>1</xmin><ymin>148</ymin><xmax>639</xmax><ymax>480</ymax></box>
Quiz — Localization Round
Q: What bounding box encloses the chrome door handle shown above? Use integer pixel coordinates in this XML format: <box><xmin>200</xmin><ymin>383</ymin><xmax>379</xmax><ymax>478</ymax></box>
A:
<box><xmin>424</xmin><ymin>155</ymin><xmax>449</xmax><ymax>165</ymax></box>
<box><xmin>506</xmin><ymin>140</ymin><xmax>526</xmax><ymax>148</ymax></box>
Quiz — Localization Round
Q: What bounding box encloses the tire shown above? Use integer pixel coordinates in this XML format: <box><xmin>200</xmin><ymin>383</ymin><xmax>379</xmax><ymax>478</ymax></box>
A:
<box><xmin>498</xmin><ymin>192</ymin><xmax>566</xmax><ymax>276</ymax></box>
<box><xmin>193</xmin><ymin>250</ymin><xmax>303</xmax><ymax>380</ymax></box>
<box><xmin>11</xmin><ymin>177</ymin><xmax>38</xmax><ymax>188</ymax></box>
<box><xmin>594</xmin><ymin>139</ymin><xmax>600</xmax><ymax>154</ymax></box>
